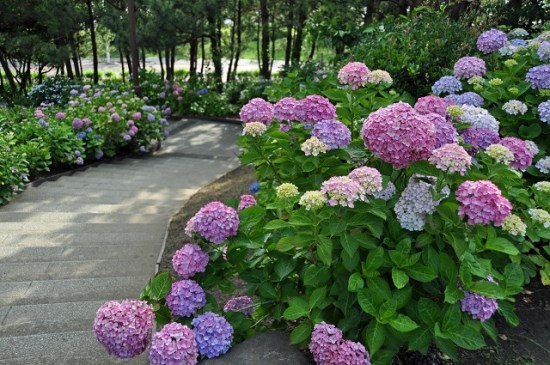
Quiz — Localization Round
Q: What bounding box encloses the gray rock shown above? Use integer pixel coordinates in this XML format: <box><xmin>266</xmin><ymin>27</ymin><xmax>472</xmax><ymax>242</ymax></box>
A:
<box><xmin>200</xmin><ymin>331</ymin><xmax>310</xmax><ymax>365</ymax></box>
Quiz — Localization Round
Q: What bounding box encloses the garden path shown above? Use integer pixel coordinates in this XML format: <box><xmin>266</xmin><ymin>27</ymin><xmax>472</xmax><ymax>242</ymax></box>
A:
<box><xmin>0</xmin><ymin>119</ymin><xmax>241</xmax><ymax>364</ymax></box>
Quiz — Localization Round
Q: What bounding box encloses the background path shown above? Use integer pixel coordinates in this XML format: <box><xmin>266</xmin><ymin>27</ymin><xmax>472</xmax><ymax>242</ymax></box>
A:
<box><xmin>0</xmin><ymin>119</ymin><xmax>241</xmax><ymax>364</ymax></box>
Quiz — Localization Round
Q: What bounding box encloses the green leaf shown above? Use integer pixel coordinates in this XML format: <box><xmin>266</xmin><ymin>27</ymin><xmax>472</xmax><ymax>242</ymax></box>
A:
<box><xmin>393</xmin><ymin>286</ymin><xmax>412</xmax><ymax>309</ymax></box>
<box><xmin>435</xmin><ymin>337</ymin><xmax>458</xmax><ymax>360</ymax></box>
<box><xmin>379</xmin><ymin>301</ymin><xmax>397</xmax><ymax>322</ymax></box>
<box><xmin>444</xmin><ymin>282</ymin><xmax>463</xmax><ymax>304</ymax></box>
<box><xmin>288</xmin><ymin>213</ymin><xmax>314</xmax><ymax>226</ymax></box>
<box><xmin>265</xmin><ymin>219</ymin><xmax>289</xmax><ymax>230</ymax></box>
<box><xmin>364</xmin><ymin>247</ymin><xmax>384</xmax><ymax>272</ymax></box>
<box><xmin>317</xmin><ymin>236</ymin><xmax>333</xmax><ymax>266</ymax></box>
<box><xmin>391</xmin><ymin>268</ymin><xmax>409</xmax><ymax>289</ymax></box>
<box><xmin>486</xmin><ymin>237</ymin><xmax>519</xmax><ymax>256</ymax></box>
<box><xmin>289</xmin><ymin>322</ymin><xmax>312</xmax><ymax>344</ymax></box>
<box><xmin>274</xmin><ymin>256</ymin><xmax>297</xmax><ymax>281</ymax></box>
<box><xmin>418</xmin><ymin>298</ymin><xmax>440</xmax><ymax>325</ymax></box>
<box><xmin>405</xmin><ymin>264</ymin><xmax>437</xmax><ymax>282</ymax></box>
<box><xmin>348</xmin><ymin>272</ymin><xmax>365</xmax><ymax>292</ymax></box>
<box><xmin>365</xmin><ymin>320</ymin><xmax>386</xmax><ymax>355</ymax></box>
<box><xmin>239</xmin><ymin>206</ymin><xmax>266</xmax><ymax>230</ymax></box>
<box><xmin>154</xmin><ymin>305</ymin><xmax>172</xmax><ymax>325</ymax></box>
<box><xmin>259</xmin><ymin>281</ymin><xmax>279</xmax><ymax>299</ymax></box>
<box><xmin>518</xmin><ymin>123</ymin><xmax>542</xmax><ymax>139</ymax></box>
<box><xmin>389</xmin><ymin>314</ymin><xmax>419</xmax><ymax>332</ymax></box>
<box><xmin>357</xmin><ymin>289</ymin><xmax>378</xmax><ymax>316</ymax></box>
<box><xmin>303</xmin><ymin>265</ymin><xmax>331</xmax><ymax>287</ymax></box>
<box><xmin>498</xmin><ymin>301</ymin><xmax>519</xmax><ymax>327</ymax></box>
<box><xmin>468</xmin><ymin>281</ymin><xmax>505</xmax><ymax>299</ymax></box>
<box><xmin>408</xmin><ymin>327</ymin><xmax>432</xmax><ymax>352</ymax></box>
<box><xmin>283</xmin><ymin>297</ymin><xmax>310</xmax><ymax>320</ymax></box>
<box><xmin>504</xmin><ymin>263</ymin><xmax>524</xmax><ymax>296</ymax></box>
<box><xmin>309</xmin><ymin>286</ymin><xmax>327</xmax><ymax>310</ymax></box>
<box><xmin>150</xmin><ymin>271</ymin><xmax>172</xmax><ymax>300</ymax></box>
<box><xmin>341</xmin><ymin>232</ymin><xmax>359</xmax><ymax>258</ymax></box>
<box><xmin>442</xmin><ymin>303</ymin><xmax>462</xmax><ymax>333</ymax></box>
<box><xmin>436</xmin><ymin>202</ymin><xmax>460</xmax><ymax>225</ymax></box>
<box><xmin>364</xmin><ymin>215</ymin><xmax>384</xmax><ymax>238</ymax></box>
<box><xmin>323</xmin><ymin>88</ymin><xmax>347</xmax><ymax>101</ymax></box>
<box><xmin>448</xmin><ymin>326</ymin><xmax>486</xmax><ymax>350</ymax></box>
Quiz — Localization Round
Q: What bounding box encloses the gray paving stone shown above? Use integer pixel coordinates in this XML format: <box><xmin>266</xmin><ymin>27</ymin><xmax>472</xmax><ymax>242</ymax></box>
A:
<box><xmin>0</xmin><ymin>212</ymin><xmax>165</xmax><ymax>224</ymax></box>
<box><xmin>200</xmin><ymin>331</ymin><xmax>310</xmax><ymax>365</ymax></box>
<box><xmin>0</xmin><ymin>222</ymin><xmax>164</xmax><ymax>234</ymax></box>
<box><xmin>1</xmin><ymin>231</ymin><xmax>164</xmax><ymax>247</ymax></box>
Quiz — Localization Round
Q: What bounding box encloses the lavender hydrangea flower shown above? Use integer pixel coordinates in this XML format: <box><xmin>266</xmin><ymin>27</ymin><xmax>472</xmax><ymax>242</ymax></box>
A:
<box><xmin>338</xmin><ymin>61</ymin><xmax>370</xmax><ymax>90</ymax></box>
<box><xmin>456</xmin><ymin>180</ymin><xmax>512</xmax><ymax>226</ymax></box>
<box><xmin>414</xmin><ymin>95</ymin><xmax>451</xmax><ymax>117</ymax></box>
<box><xmin>526</xmin><ymin>65</ymin><xmax>550</xmax><ymax>90</ymax></box>
<box><xmin>93</xmin><ymin>300</ymin><xmax>154</xmax><ymax>359</ymax></box>
<box><xmin>536</xmin><ymin>156</ymin><xmax>550</xmax><ymax>174</ymax></box>
<box><xmin>424</xmin><ymin>113</ymin><xmax>459</xmax><ymax>148</ymax></box>
<box><xmin>296</xmin><ymin>95</ymin><xmax>337</xmax><ymax>124</ymax></box>
<box><xmin>239</xmin><ymin>98</ymin><xmax>274</xmax><ymax>124</ymax></box>
<box><xmin>429</xmin><ymin>143</ymin><xmax>472</xmax><ymax>175</ymax></box>
<box><xmin>187</xmin><ymin>201</ymin><xmax>239</xmax><ymax>244</ymax></box>
<box><xmin>172</xmin><ymin>243</ymin><xmax>209</xmax><ymax>279</ymax></box>
<box><xmin>338</xmin><ymin>340</ymin><xmax>371</xmax><ymax>365</ymax></box>
<box><xmin>147</xmin><ymin>113</ymin><xmax>155</xmax><ymax>122</ymax></box>
<box><xmin>38</xmin><ymin>119</ymin><xmax>49</xmax><ymax>128</ymax></box>
<box><xmin>477</xmin><ymin>29</ymin><xmax>507</xmax><ymax>53</ymax></box>
<box><xmin>321</xmin><ymin>176</ymin><xmax>366</xmax><ymax>208</ymax></box>
<box><xmin>432</xmin><ymin>76</ymin><xmax>463</xmax><ymax>95</ymax></box>
<box><xmin>538</xmin><ymin>100</ymin><xmax>550</xmax><ymax>124</ymax></box>
<box><xmin>273</xmin><ymin>97</ymin><xmax>299</xmax><ymax>122</ymax></box>
<box><xmin>165</xmin><ymin>280</ymin><xmax>206</xmax><ymax>317</ymax></box>
<box><xmin>95</xmin><ymin>150</ymin><xmax>104</xmax><ymax>160</ymax></box>
<box><xmin>192</xmin><ymin>312</ymin><xmax>234</xmax><ymax>358</ymax></box>
<box><xmin>373</xmin><ymin>181</ymin><xmax>396</xmax><ymax>201</ymax></box>
<box><xmin>72</xmin><ymin>118</ymin><xmax>83</xmax><ymax>129</ymax></box>
<box><xmin>460</xmin><ymin>105</ymin><xmax>500</xmax><ymax>132</ymax></box>
<box><xmin>537</xmin><ymin>41</ymin><xmax>550</xmax><ymax>61</ymax></box>
<box><xmin>461</xmin><ymin>291</ymin><xmax>498</xmax><ymax>321</ymax></box>
<box><xmin>454</xmin><ymin>57</ymin><xmax>486</xmax><ymax>79</ymax></box>
<box><xmin>348</xmin><ymin>166</ymin><xmax>383</xmax><ymax>195</ymax></box>
<box><xmin>111</xmin><ymin>113</ymin><xmax>121</xmax><ymax>121</ymax></box>
<box><xmin>460</xmin><ymin>127</ymin><xmax>500</xmax><ymax>154</ymax></box>
<box><xmin>309</xmin><ymin>322</ymin><xmax>343</xmax><ymax>365</ymax></box>
<box><xmin>510</xmin><ymin>38</ymin><xmax>527</xmax><ymax>47</ymax></box>
<box><xmin>55</xmin><ymin>112</ymin><xmax>65</xmax><ymax>119</ymax></box>
<box><xmin>149</xmin><ymin>322</ymin><xmax>198</xmax><ymax>365</ymax></box>
<box><xmin>455</xmin><ymin>92</ymin><xmax>484</xmax><ymax>107</ymax></box>
<box><xmin>238</xmin><ymin>194</ymin><xmax>257</xmax><ymax>211</ymax></box>
<box><xmin>223</xmin><ymin>296</ymin><xmax>254</xmax><ymax>316</ymax></box>
<box><xmin>500</xmin><ymin>137</ymin><xmax>534</xmax><ymax>171</ymax></box>
<box><xmin>311</xmin><ymin>119</ymin><xmax>351</xmax><ymax>150</ymax></box>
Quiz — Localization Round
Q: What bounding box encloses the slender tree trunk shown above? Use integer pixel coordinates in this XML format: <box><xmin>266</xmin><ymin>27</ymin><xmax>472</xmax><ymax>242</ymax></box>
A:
<box><xmin>69</xmin><ymin>35</ymin><xmax>81</xmax><ymax>78</ymax></box>
<box><xmin>200</xmin><ymin>36</ymin><xmax>205</xmax><ymax>74</ymax></box>
<box><xmin>127</xmin><ymin>0</ymin><xmax>141</xmax><ymax>96</ymax></box>
<box><xmin>260</xmin><ymin>0</ymin><xmax>270</xmax><ymax>78</ymax></box>
<box><xmin>308</xmin><ymin>37</ymin><xmax>316</xmax><ymax>59</ymax></box>
<box><xmin>256</xmin><ymin>18</ymin><xmax>261</xmax><ymax>74</ymax></box>
<box><xmin>364</xmin><ymin>0</ymin><xmax>375</xmax><ymax>24</ymax></box>
<box><xmin>158</xmin><ymin>50</ymin><xmax>164</xmax><ymax>80</ymax></box>
<box><xmin>226</xmin><ymin>0</ymin><xmax>237</xmax><ymax>82</ymax></box>
<box><xmin>119</xmin><ymin>47</ymin><xmax>126</xmax><ymax>82</ymax></box>
<box><xmin>165</xmin><ymin>47</ymin><xmax>171</xmax><ymax>80</ymax></box>
<box><xmin>291</xmin><ymin>1</ymin><xmax>306</xmax><ymax>66</ymax></box>
<box><xmin>79</xmin><ymin>54</ymin><xmax>84</xmax><ymax>77</ymax></box>
<box><xmin>208</xmin><ymin>14</ymin><xmax>223</xmax><ymax>86</ymax></box>
<box><xmin>189</xmin><ymin>37</ymin><xmax>198</xmax><ymax>76</ymax></box>
<box><xmin>170</xmin><ymin>46</ymin><xmax>175</xmax><ymax>77</ymax></box>
<box><xmin>141</xmin><ymin>48</ymin><xmax>146</xmax><ymax>69</ymax></box>
<box><xmin>65</xmin><ymin>56</ymin><xmax>74</xmax><ymax>79</ymax></box>
<box><xmin>86</xmin><ymin>0</ymin><xmax>99</xmax><ymax>84</ymax></box>
<box><xmin>232</xmin><ymin>0</ymin><xmax>242</xmax><ymax>77</ymax></box>
<box><xmin>269</xmin><ymin>11</ymin><xmax>276</xmax><ymax>75</ymax></box>
<box><xmin>284</xmin><ymin>0</ymin><xmax>294</xmax><ymax>68</ymax></box>
<box><xmin>0</xmin><ymin>51</ymin><xmax>18</xmax><ymax>95</ymax></box>
<box><xmin>125</xmin><ymin>50</ymin><xmax>132</xmax><ymax>76</ymax></box>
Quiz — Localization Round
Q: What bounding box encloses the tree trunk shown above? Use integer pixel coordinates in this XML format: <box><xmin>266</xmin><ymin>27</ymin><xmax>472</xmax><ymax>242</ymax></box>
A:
<box><xmin>189</xmin><ymin>37</ymin><xmax>198</xmax><ymax>76</ymax></box>
<box><xmin>65</xmin><ymin>56</ymin><xmax>74</xmax><ymax>79</ymax></box>
<box><xmin>269</xmin><ymin>10</ymin><xmax>276</xmax><ymax>75</ymax></box>
<box><xmin>86</xmin><ymin>0</ymin><xmax>99</xmax><ymax>84</ymax></box>
<box><xmin>200</xmin><ymin>36</ymin><xmax>205</xmax><ymax>75</ymax></box>
<box><xmin>284</xmin><ymin>0</ymin><xmax>294</xmax><ymax>68</ymax></box>
<box><xmin>364</xmin><ymin>0</ymin><xmax>375</xmax><ymax>24</ymax></box>
<box><xmin>69</xmin><ymin>35</ymin><xmax>81</xmax><ymax>79</ymax></box>
<box><xmin>125</xmin><ymin>50</ymin><xmax>132</xmax><ymax>76</ymax></box>
<box><xmin>158</xmin><ymin>50</ymin><xmax>164</xmax><ymax>80</ymax></box>
<box><xmin>291</xmin><ymin>1</ymin><xmax>306</xmax><ymax>66</ymax></box>
<box><xmin>256</xmin><ymin>19</ymin><xmax>261</xmax><ymax>74</ymax></box>
<box><xmin>232</xmin><ymin>0</ymin><xmax>242</xmax><ymax>77</ymax></box>
<box><xmin>170</xmin><ymin>46</ymin><xmax>176</xmax><ymax>77</ymax></box>
<box><xmin>119</xmin><ymin>47</ymin><xmax>126</xmax><ymax>82</ymax></box>
<box><xmin>226</xmin><ymin>0</ymin><xmax>237</xmax><ymax>82</ymax></box>
<box><xmin>127</xmin><ymin>0</ymin><xmax>141</xmax><ymax>96</ymax></box>
<box><xmin>260</xmin><ymin>0</ymin><xmax>270</xmax><ymax>79</ymax></box>
<box><xmin>0</xmin><ymin>51</ymin><xmax>18</xmax><ymax>95</ymax></box>
<box><xmin>208</xmin><ymin>14</ymin><xmax>223</xmax><ymax>86</ymax></box>
<box><xmin>308</xmin><ymin>36</ymin><xmax>316</xmax><ymax>59</ymax></box>
<box><xmin>165</xmin><ymin>47</ymin><xmax>171</xmax><ymax>80</ymax></box>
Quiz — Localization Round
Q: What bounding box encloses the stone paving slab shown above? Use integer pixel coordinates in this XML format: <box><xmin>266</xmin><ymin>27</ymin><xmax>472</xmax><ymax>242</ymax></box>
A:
<box><xmin>0</xmin><ymin>212</ymin><xmax>165</xmax><ymax>224</ymax></box>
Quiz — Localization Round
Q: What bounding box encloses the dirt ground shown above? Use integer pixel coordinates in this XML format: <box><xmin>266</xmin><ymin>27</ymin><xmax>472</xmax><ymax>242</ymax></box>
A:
<box><xmin>159</xmin><ymin>165</ymin><xmax>549</xmax><ymax>365</ymax></box>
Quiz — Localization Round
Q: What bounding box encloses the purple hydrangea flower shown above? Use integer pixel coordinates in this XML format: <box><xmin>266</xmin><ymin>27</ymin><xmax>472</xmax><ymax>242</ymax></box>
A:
<box><xmin>249</xmin><ymin>181</ymin><xmax>260</xmax><ymax>193</ymax></box>
<box><xmin>93</xmin><ymin>300</ymin><xmax>154</xmax><ymax>359</ymax></box>
<box><xmin>429</xmin><ymin>143</ymin><xmax>472</xmax><ymax>175</ymax></box>
<box><xmin>338</xmin><ymin>61</ymin><xmax>370</xmax><ymax>90</ymax></box>
<box><xmin>223</xmin><ymin>296</ymin><xmax>254</xmax><ymax>316</ymax></box>
<box><xmin>295</xmin><ymin>95</ymin><xmax>336</xmax><ymax>124</ymax></box>
<box><xmin>454</xmin><ymin>56</ymin><xmax>486</xmax><ymax>79</ymax></box>
<box><xmin>165</xmin><ymin>279</ymin><xmax>206</xmax><ymax>317</ymax></box>
<box><xmin>38</xmin><ymin>119</ymin><xmax>49</xmax><ymax>128</ymax></box>
<box><xmin>538</xmin><ymin>100</ymin><xmax>550</xmax><ymax>124</ymax></box>
<box><xmin>432</xmin><ymin>76</ymin><xmax>463</xmax><ymax>95</ymax></box>
<box><xmin>147</xmin><ymin>113</ymin><xmax>155</xmax><ymax>122</ymax></box>
<box><xmin>95</xmin><ymin>150</ymin><xmax>104</xmax><ymax>160</ymax></box>
<box><xmin>424</xmin><ymin>113</ymin><xmax>459</xmax><ymax>149</ymax></box>
<box><xmin>538</xmin><ymin>41</ymin><xmax>550</xmax><ymax>62</ymax></box>
<box><xmin>456</xmin><ymin>180</ymin><xmax>512</xmax><ymax>226</ymax></box>
<box><xmin>460</xmin><ymin>127</ymin><xmax>500</xmax><ymax>154</ymax></box>
<box><xmin>461</xmin><ymin>291</ymin><xmax>498</xmax><ymax>321</ymax></box>
<box><xmin>55</xmin><ymin>112</ymin><xmax>65</xmax><ymax>120</ymax></box>
<box><xmin>239</xmin><ymin>98</ymin><xmax>274</xmax><ymax>124</ymax></box>
<box><xmin>187</xmin><ymin>201</ymin><xmax>239</xmax><ymax>244</ymax></box>
<box><xmin>477</xmin><ymin>29</ymin><xmax>508</xmax><ymax>53</ymax></box>
<box><xmin>111</xmin><ymin>113</ymin><xmax>121</xmax><ymax>122</ymax></box>
<box><xmin>455</xmin><ymin>92</ymin><xmax>484</xmax><ymax>107</ymax></box>
<box><xmin>338</xmin><ymin>340</ymin><xmax>371</xmax><ymax>365</ymax></box>
<box><xmin>192</xmin><ymin>312</ymin><xmax>233</xmax><ymax>358</ymax></box>
<box><xmin>500</xmin><ymin>137</ymin><xmax>534</xmax><ymax>171</ymax></box>
<box><xmin>321</xmin><ymin>176</ymin><xmax>366</xmax><ymax>208</ymax></box>
<box><xmin>132</xmin><ymin>112</ymin><xmax>142</xmax><ymax>120</ymax></box>
<box><xmin>123</xmin><ymin>134</ymin><xmax>131</xmax><ymax>141</ymax></box>
<box><xmin>82</xmin><ymin>118</ymin><xmax>92</xmax><ymax>126</ymax></box>
<box><xmin>75</xmin><ymin>157</ymin><xmax>84</xmax><ymax>166</ymax></box>
<box><xmin>273</xmin><ymin>97</ymin><xmax>299</xmax><ymax>122</ymax></box>
<box><xmin>149</xmin><ymin>322</ymin><xmax>198</xmax><ymax>365</ymax></box>
<box><xmin>72</xmin><ymin>118</ymin><xmax>83</xmax><ymax>129</ymax></box>
<box><xmin>309</xmin><ymin>322</ymin><xmax>343</xmax><ymax>365</ymax></box>
<box><xmin>172</xmin><ymin>243</ymin><xmax>209</xmax><ymax>279</ymax></box>
<box><xmin>526</xmin><ymin>65</ymin><xmax>550</xmax><ymax>90</ymax></box>
<box><xmin>311</xmin><ymin>119</ymin><xmax>351</xmax><ymax>150</ymax></box>
<box><xmin>238</xmin><ymin>194</ymin><xmax>257</xmax><ymax>212</ymax></box>
<box><xmin>510</xmin><ymin>38</ymin><xmax>527</xmax><ymax>47</ymax></box>
<box><xmin>414</xmin><ymin>95</ymin><xmax>451</xmax><ymax>116</ymax></box>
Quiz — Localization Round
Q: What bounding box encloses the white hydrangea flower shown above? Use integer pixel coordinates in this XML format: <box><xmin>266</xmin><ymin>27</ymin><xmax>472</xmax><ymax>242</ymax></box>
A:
<box><xmin>502</xmin><ymin>100</ymin><xmax>528</xmax><ymax>115</ymax></box>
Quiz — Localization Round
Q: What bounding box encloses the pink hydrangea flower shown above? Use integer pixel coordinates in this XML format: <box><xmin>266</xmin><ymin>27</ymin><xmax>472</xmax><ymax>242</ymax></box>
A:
<box><xmin>414</xmin><ymin>95</ymin><xmax>451</xmax><ymax>117</ymax></box>
<box><xmin>309</xmin><ymin>322</ymin><xmax>343</xmax><ymax>364</ymax></box>
<box><xmin>93</xmin><ymin>300</ymin><xmax>154</xmax><ymax>359</ymax></box>
<box><xmin>295</xmin><ymin>95</ymin><xmax>336</xmax><ymax>124</ymax></box>
<box><xmin>338</xmin><ymin>62</ymin><xmax>370</xmax><ymax>90</ymax></box>
<box><xmin>165</xmin><ymin>279</ymin><xmax>206</xmax><ymax>317</ymax></box>
<box><xmin>223</xmin><ymin>296</ymin><xmax>255</xmax><ymax>316</ymax></box>
<box><xmin>186</xmin><ymin>201</ymin><xmax>239</xmax><ymax>244</ymax></box>
<box><xmin>274</xmin><ymin>97</ymin><xmax>299</xmax><ymax>122</ymax></box>
<box><xmin>429</xmin><ymin>143</ymin><xmax>472</xmax><ymax>175</ymax></box>
<box><xmin>239</xmin><ymin>98</ymin><xmax>274</xmax><ymax>124</ymax></box>
<box><xmin>361</xmin><ymin>102</ymin><xmax>436</xmax><ymax>168</ymax></box>
<box><xmin>454</xmin><ymin>56</ymin><xmax>487</xmax><ymax>79</ymax></box>
<box><xmin>172</xmin><ymin>243</ymin><xmax>209</xmax><ymax>279</ymax></box>
<box><xmin>149</xmin><ymin>322</ymin><xmax>198</xmax><ymax>365</ymax></box>
<box><xmin>238</xmin><ymin>194</ymin><xmax>257</xmax><ymax>212</ymax></box>
<box><xmin>423</xmin><ymin>113</ymin><xmax>459</xmax><ymax>149</ymax></box>
<box><xmin>348</xmin><ymin>166</ymin><xmax>383</xmax><ymax>194</ymax></box>
<box><xmin>320</xmin><ymin>176</ymin><xmax>366</xmax><ymax>208</ymax></box>
<box><xmin>500</xmin><ymin>137</ymin><xmax>534</xmax><ymax>171</ymax></box>
<box><xmin>338</xmin><ymin>340</ymin><xmax>371</xmax><ymax>365</ymax></box>
<box><xmin>456</xmin><ymin>180</ymin><xmax>512</xmax><ymax>226</ymax></box>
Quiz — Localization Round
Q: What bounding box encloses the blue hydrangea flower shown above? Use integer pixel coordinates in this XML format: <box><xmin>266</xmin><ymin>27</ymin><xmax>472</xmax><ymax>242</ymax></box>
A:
<box><xmin>311</xmin><ymin>119</ymin><xmax>351</xmax><ymax>150</ymax></box>
<box><xmin>538</xmin><ymin>41</ymin><xmax>550</xmax><ymax>62</ymax></box>
<box><xmin>510</xmin><ymin>38</ymin><xmax>527</xmax><ymax>47</ymax></box>
<box><xmin>197</xmin><ymin>88</ymin><xmax>208</xmax><ymax>96</ymax></box>
<box><xmin>95</xmin><ymin>150</ymin><xmax>104</xmax><ymax>160</ymax></box>
<box><xmin>455</xmin><ymin>92</ymin><xmax>484</xmax><ymax>107</ymax></box>
<box><xmin>192</xmin><ymin>312</ymin><xmax>233</xmax><ymax>358</ymax></box>
<box><xmin>526</xmin><ymin>65</ymin><xmax>550</xmax><ymax>90</ymax></box>
<box><xmin>477</xmin><ymin>29</ymin><xmax>507</xmax><ymax>53</ymax></box>
<box><xmin>76</xmin><ymin>132</ymin><xmax>87</xmax><ymax>139</ymax></box>
<box><xmin>249</xmin><ymin>181</ymin><xmax>260</xmax><ymax>193</ymax></box>
<box><xmin>38</xmin><ymin>119</ymin><xmax>49</xmax><ymax>128</ymax></box>
<box><xmin>538</xmin><ymin>100</ymin><xmax>550</xmax><ymax>124</ymax></box>
<box><xmin>432</xmin><ymin>76</ymin><xmax>463</xmax><ymax>95</ymax></box>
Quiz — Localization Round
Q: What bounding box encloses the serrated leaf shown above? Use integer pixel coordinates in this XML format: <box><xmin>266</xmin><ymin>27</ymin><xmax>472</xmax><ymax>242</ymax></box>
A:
<box><xmin>317</xmin><ymin>236</ymin><xmax>333</xmax><ymax>266</ymax></box>
<box><xmin>498</xmin><ymin>301</ymin><xmax>519</xmax><ymax>327</ymax></box>
<box><xmin>365</xmin><ymin>320</ymin><xmax>386</xmax><ymax>355</ymax></box>
<box><xmin>408</xmin><ymin>327</ymin><xmax>432</xmax><ymax>352</ymax></box>
<box><xmin>283</xmin><ymin>297</ymin><xmax>310</xmax><ymax>320</ymax></box>
<box><xmin>309</xmin><ymin>286</ymin><xmax>327</xmax><ymax>310</ymax></box>
<box><xmin>364</xmin><ymin>246</ymin><xmax>384</xmax><ymax>272</ymax></box>
<box><xmin>357</xmin><ymin>289</ymin><xmax>378</xmax><ymax>316</ymax></box>
<box><xmin>264</xmin><ymin>219</ymin><xmax>289</xmax><ymax>230</ymax></box>
<box><xmin>304</xmin><ymin>265</ymin><xmax>331</xmax><ymax>286</ymax></box>
<box><xmin>290</xmin><ymin>321</ymin><xmax>313</xmax><ymax>344</ymax></box>
<box><xmin>259</xmin><ymin>281</ymin><xmax>278</xmax><ymax>299</ymax></box>
<box><xmin>379</xmin><ymin>301</ymin><xmax>397</xmax><ymax>322</ymax></box>
<box><xmin>341</xmin><ymin>232</ymin><xmax>359</xmax><ymax>258</ymax></box>
<box><xmin>405</xmin><ymin>264</ymin><xmax>437</xmax><ymax>282</ymax></box>
<box><xmin>274</xmin><ymin>256</ymin><xmax>296</xmax><ymax>281</ymax></box>
<box><xmin>389</xmin><ymin>314</ymin><xmax>419</xmax><ymax>332</ymax></box>
<box><xmin>150</xmin><ymin>271</ymin><xmax>172</xmax><ymax>300</ymax></box>
<box><xmin>448</xmin><ymin>325</ymin><xmax>486</xmax><ymax>350</ymax></box>
<box><xmin>391</xmin><ymin>268</ymin><xmax>409</xmax><ymax>289</ymax></box>
<box><xmin>418</xmin><ymin>298</ymin><xmax>440</xmax><ymax>325</ymax></box>
<box><xmin>348</xmin><ymin>272</ymin><xmax>365</xmax><ymax>292</ymax></box>
<box><xmin>486</xmin><ymin>237</ymin><xmax>520</xmax><ymax>255</ymax></box>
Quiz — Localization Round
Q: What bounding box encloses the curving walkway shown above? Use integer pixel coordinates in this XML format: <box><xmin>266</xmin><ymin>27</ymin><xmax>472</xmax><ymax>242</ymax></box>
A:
<box><xmin>0</xmin><ymin>119</ymin><xmax>241</xmax><ymax>364</ymax></box>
